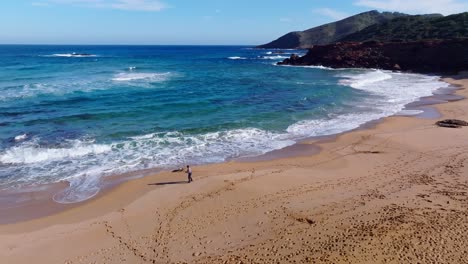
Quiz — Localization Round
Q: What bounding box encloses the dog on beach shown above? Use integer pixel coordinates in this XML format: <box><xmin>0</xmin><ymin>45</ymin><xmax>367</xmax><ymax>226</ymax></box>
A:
<box><xmin>172</xmin><ymin>167</ymin><xmax>184</xmax><ymax>172</ymax></box>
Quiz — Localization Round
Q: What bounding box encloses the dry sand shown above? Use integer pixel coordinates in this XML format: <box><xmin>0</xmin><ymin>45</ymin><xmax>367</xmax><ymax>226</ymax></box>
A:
<box><xmin>1</xmin><ymin>74</ymin><xmax>467</xmax><ymax>264</ymax></box>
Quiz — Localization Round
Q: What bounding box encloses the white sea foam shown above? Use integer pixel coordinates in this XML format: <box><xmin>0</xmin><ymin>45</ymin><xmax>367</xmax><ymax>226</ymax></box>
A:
<box><xmin>44</xmin><ymin>53</ymin><xmax>97</xmax><ymax>58</ymax></box>
<box><xmin>260</xmin><ymin>55</ymin><xmax>289</xmax><ymax>60</ymax></box>
<box><xmin>289</xmin><ymin>70</ymin><xmax>448</xmax><ymax>137</ymax></box>
<box><xmin>113</xmin><ymin>129</ymin><xmax>295</xmax><ymax>169</ymax></box>
<box><xmin>276</xmin><ymin>64</ymin><xmax>337</xmax><ymax>70</ymax></box>
<box><xmin>53</xmin><ymin>172</ymin><xmax>102</xmax><ymax>203</ymax></box>
<box><xmin>339</xmin><ymin>70</ymin><xmax>393</xmax><ymax>88</ymax></box>
<box><xmin>0</xmin><ymin>128</ymin><xmax>295</xmax><ymax>203</ymax></box>
<box><xmin>2</xmin><ymin>71</ymin><xmax>169</xmax><ymax>102</ymax></box>
<box><xmin>14</xmin><ymin>134</ymin><xmax>28</xmax><ymax>142</ymax></box>
<box><xmin>335</xmin><ymin>70</ymin><xmax>449</xmax><ymax>127</ymax></box>
<box><xmin>228</xmin><ymin>56</ymin><xmax>247</xmax><ymax>60</ymax></box>
<box><xmin>396</xmin><ymin>110</ymin><xmax>425</xmax><ymax>116</ymax></box>
<box><xmin>301</xmin><ymin>65</ymin><xmax>335</xmax><ymax>70</ymax></box>
<box><xmin>112</xmin><ymin>72</ymin><xmax>171</xmax><ymax>82</ymax></box>
<box><xmin>338</xmin><ymin>70</ymin><xmax>449</xmax><ymax>111</ymax></box>
<box><xmin>287</xmin><ymin>112</ymin><xmax>386</xmax><ymax>137</ymax></box>
<box><xmin>0</xmin><ymin>140</ymin><xmax>111</xmax><ymax>164</ymax></box>
<box><xmin>0</xmin><ymin>83</ymin><xmax>63</xmax><ymax>101</ymax></box>
<box><xmin>129</xmin><ymin>66</ymin><xmax>137</xmax><ymax>71</ymax></box>
<box><xmin>0</xmin><ymin>80</ymin><xmax>112</xmax><ymax>101</ymax></box>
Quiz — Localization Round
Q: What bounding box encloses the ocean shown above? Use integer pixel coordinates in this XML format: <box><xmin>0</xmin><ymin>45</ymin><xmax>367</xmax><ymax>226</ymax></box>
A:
<box><xmin>0</xmin><ymin>45</ymin><xmax>449</xmax><ymax>203</ymax></box>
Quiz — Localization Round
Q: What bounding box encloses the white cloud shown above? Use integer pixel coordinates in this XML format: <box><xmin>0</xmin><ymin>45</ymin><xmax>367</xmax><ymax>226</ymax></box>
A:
<box><xmin>44</xmin><ymin>0</ymin><xmax>168</xmax><ymax>11</ymax></box>
<box><xmin>313</xmin><ymin>8</ymin><xmax>349</xmax><ymax>20</ymax></box>
<box><xmin>111</xmin><ymin>0</ymin><xmax>166</xmax><ymax>11</ymax></box>
<box><xmin>354</xmin><ymin>0</ymin><xmax>468</xmax><ymax>15</ymax></box>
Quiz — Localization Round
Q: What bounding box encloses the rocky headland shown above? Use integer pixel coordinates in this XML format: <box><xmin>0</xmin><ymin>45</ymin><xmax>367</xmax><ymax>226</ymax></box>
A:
<box><xmin>257</xmin><ymin>10</ymin><xmax>407</xmax><ymax>49</ymax></box>
<box><xmin>278</xmin><ymin>38</ymin><xmax>468</xmax><ymax>74</ymax></box>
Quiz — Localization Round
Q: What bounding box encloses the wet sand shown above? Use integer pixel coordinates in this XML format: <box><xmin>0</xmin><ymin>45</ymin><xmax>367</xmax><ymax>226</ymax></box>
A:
<box><xmin>0</xmin><ymin>73</ymin><xmax>467</xmax><ymax>263</ymax></box>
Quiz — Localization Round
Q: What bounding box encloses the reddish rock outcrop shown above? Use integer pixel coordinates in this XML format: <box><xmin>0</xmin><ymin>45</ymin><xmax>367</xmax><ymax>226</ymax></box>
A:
<box><xmin>278</xmin><ymin>39</ymin><xmax>468</xmax><ymax>73</ymax></box>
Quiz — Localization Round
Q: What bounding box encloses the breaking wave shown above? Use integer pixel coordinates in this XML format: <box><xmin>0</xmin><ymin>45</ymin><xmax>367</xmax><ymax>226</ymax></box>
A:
<box><xmin>0</xmin><ymin>129</ymin><xmax>295</xmax><ymax>203</ymax></box>
<box><xmin>0</xmin><ymin>139</ymin><xmax>111</xmax><ymax>164</ymax></box>
<box><xmin>260</xmin><ymin>55</ymin><xmax>289</xmax><ymax>60</ymax></box>
<box><xmin>112</xmin><ymin>72</ymin><xmax>172</xmax><ymax>82</ymax></box>
<box><xmin>42</xmin><ymin>53</ymin><xmax>98</xmax><ymax>58</ymax></box>
<box><xmin>228</xmin><ymin>56</ymin><xmax>247</xmax><ymax>60</ymax></box>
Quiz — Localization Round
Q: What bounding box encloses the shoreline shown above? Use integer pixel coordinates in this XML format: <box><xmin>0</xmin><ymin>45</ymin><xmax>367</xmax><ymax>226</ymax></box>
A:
<box><xmin>0</xmin><ymin>73</ymin><xmax>467</xmax><ymax>263</ymax></box>
<box><xmin>0</xmin><ymin>73</ymin><xmax>462</xmax><ymax>225</ymax></box>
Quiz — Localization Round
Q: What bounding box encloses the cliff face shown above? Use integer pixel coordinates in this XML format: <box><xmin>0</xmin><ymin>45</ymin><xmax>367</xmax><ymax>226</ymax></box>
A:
<box><xmin>257</xmin><ymin>11</ymin><xmax>407</xmax><ymax>49</ymax></box>
<box><xmin>278</xmin><ymin>39</ymin><xmax>468</xmax><ymax>74</ymax></box>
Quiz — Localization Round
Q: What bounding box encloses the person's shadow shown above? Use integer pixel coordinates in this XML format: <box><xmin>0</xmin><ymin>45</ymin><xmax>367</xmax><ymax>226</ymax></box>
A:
<box><xmin>148</xmin><ymin>181</ymin><xmax>188</xmax><ymax>186</ymax></box>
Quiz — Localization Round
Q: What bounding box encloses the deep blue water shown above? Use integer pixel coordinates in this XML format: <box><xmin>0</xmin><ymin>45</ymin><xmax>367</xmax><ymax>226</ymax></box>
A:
<box><xmin>0</xmin><ymin>45</ymin><xmax>448</xmax><ymax>203</ymax></box>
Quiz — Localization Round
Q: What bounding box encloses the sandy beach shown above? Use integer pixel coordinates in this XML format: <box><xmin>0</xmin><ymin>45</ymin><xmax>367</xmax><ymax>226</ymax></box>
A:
<box><xmin>0</xmin><ymin>73</ymin><xmax>467</xmax><ymax>263</ymax></box>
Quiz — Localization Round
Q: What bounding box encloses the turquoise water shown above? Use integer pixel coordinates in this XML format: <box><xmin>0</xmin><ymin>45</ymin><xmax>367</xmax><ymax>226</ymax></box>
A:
<box><xmin>0</xmin><ymin>45</ymin><xmax>448</xmax><ymax>203</ymax></box>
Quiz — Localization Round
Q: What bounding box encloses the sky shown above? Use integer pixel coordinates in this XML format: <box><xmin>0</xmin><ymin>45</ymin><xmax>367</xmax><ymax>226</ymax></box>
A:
<box><xmin>1</xmin><ymin>0</ymin><xmax>467</xmax><ymax>45</ymax></box>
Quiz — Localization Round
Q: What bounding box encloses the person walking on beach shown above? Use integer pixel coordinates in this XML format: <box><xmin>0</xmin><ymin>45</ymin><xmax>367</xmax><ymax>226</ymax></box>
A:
<box><xmin>186</xmin><ymin>165</ymin><xmax>193</xmax><ymax>183</ymax></box>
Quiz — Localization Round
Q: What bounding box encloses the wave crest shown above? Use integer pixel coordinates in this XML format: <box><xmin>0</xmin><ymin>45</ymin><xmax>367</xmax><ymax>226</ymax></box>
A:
<box><xmin>260</xmin><ymin>55</ymin><xmax>289</xmax><ymax>60</ymax></box>
<box><xmin>112</xmin><ymin>72</ymin><xmax>171</xmax><ymax>82</ymax></box>
<box><xmin>0</xmin><ymin>128</ymin><xmax>295</xmax><ymax>203</ymax></box>
<box><xmin>339</xmin><ymin>70</ymin><xmax>393</xmax><ymax>89</ymax></box>
<box><xmin>0</xmin><ymin>140</ymin><xmax>111</xmax><ymax>165</ymax></box>
<box><xmin>14</xmin><ymin>134</ymin><xmax>28</xmax><ymax>142</ymax></box>
<box><xmin>228</xmin><ymin>56</ymin><xmax>247</xmax><ymax>60</ymax></box>
<box><xmin>42</xmin><ymin>53</ymin><xmax>97</xmax><ymax>58</ymax></box>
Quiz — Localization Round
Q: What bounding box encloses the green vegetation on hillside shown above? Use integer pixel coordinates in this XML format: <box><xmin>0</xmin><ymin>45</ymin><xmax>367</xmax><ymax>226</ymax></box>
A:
<box><xmin>257</xmin><ymin>10</ymin><xmax>407</xmax><ymax>49</ymax></box>
<box><xmin>340</xmin><ymin>12</ymin><xmax>468</xmax><ymax>42</ymax></box>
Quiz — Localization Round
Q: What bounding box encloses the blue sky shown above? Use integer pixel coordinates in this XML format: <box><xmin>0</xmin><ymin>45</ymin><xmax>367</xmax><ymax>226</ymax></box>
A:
<box><xmin>1</xmin><ymin>0</ymin><xmax>467</xmax><ymax>45</ymax></box>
